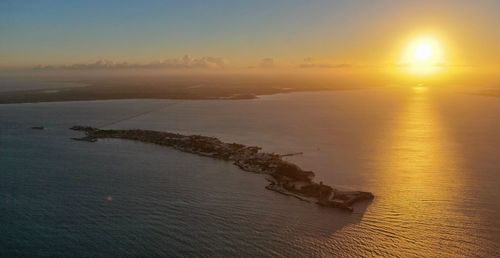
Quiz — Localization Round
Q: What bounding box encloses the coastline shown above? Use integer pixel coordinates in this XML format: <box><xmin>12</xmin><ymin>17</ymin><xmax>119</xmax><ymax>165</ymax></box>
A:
<box><xmin>0</xmin><ymin>78</ymin><xmax>363</xmax><ymax>104</ymax></box>
<box><xmin>71</xmin><ymin>126</ymin><xmax>374</xmax><ymax>211</ymax></box>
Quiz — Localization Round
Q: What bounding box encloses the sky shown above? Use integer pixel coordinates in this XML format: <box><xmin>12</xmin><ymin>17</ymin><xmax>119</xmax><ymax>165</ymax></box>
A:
<box><xmin>0</xmin><ymin>0</ymin><xmax>499</xmax><ymax>71</ymax></box>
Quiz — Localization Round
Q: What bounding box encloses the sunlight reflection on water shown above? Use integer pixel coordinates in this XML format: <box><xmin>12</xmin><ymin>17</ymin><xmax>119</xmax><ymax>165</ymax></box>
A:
<box><xmin>1</xmin><ymin>88</ymin><xmax>499</xmax><ymax>257</ymax></box>
<box><xmin>371</xmin><ymin>87</ymin><xmax>473</xmax><ymax>255</ymax></box>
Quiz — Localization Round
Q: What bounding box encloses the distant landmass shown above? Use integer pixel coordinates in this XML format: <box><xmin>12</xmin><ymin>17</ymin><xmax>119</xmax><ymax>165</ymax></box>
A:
<box><xmin>472</xmin><ymin>88</ymin><xmax>500</xmax><ymax>98</ymax></box>
<box><xmin>0</xmin><ymin>76</ymin><xmax>360</xmax><ymax>104</ymax></box>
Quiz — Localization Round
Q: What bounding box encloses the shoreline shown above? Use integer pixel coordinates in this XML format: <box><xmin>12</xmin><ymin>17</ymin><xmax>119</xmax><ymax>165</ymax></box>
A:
<box><xmin>0</xmin><ymin>79</ymin><xmax>364</xmax><ymax>104</ymax></box>
<box><xmin>70</xmin><ymin>126</ymin><xmax>374</xmax><ymax>211</ymax></box>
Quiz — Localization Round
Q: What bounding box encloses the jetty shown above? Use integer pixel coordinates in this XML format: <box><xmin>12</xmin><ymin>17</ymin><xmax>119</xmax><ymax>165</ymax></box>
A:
<box><xmin>70</xmin><ymin>126</ymin><xmax>374</xmax><ymax>211</ymax></box>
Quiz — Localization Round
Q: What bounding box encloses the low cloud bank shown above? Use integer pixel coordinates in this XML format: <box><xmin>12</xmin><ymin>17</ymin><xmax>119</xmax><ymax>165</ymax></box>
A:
<box><xmin>34</xmin><ymin>55</ymin><xmax>227</xmax><ymax>70</ymax></box>
<box><xmin>298</xmin><ymin>57</ymin><xmax>351</xmax><ymax>69</ymax></box>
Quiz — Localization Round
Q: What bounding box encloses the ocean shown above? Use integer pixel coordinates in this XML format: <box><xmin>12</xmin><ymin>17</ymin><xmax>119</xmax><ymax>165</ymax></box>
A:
<box><xmin>1</xmin><ymin>87</ymin><xmax>499</xmax><ymax>257</ymax></box>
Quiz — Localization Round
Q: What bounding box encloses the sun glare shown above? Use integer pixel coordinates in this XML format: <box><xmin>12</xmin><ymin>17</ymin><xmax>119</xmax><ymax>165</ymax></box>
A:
<box><xmin>414</xmin><ymin>41</ymin><xmax>434</xmax><ymax>61</ymax></box>
<box><xmin>401</xmin><ymin>36</ymin><xmax>446</xmax><ymax>76</ymax></box>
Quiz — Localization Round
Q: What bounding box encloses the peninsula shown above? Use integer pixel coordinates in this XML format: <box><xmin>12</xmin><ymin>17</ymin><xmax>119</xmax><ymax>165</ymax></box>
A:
<box><xmin>71</xmin><ymin>126</ymin><xmax>374</xmax><ymax>211</ymax></box>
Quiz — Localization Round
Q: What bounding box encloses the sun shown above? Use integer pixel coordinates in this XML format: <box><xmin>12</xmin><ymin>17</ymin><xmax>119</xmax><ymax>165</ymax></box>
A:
<box><xmin>400</xmin><ymin>36</ymin><xmax>446</xmax><ymax>76</ymax></box>
<box><xmin>413</xmin><ymin>41</ymin><xmax>434</xmax><ymax>61</ymax></box>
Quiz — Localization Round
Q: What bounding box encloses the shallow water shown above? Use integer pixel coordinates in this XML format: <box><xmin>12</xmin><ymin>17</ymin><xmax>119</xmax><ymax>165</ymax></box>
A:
<box><xmin>1</xmin><ymin>88</ymin><xmax>499</xmax><ymax>257</ymax></box>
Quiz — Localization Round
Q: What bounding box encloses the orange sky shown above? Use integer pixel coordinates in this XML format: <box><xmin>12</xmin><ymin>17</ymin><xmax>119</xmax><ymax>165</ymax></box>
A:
<box><xmin>1</xmin><ymin>0</ymin><xmax>498</xmax><ymax>85</ymax></box>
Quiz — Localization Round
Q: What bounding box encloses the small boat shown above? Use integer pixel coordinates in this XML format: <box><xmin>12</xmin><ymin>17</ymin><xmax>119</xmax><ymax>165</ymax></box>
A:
<box><xmin>71</xmin><ymin>137</ymin><xmax>97</xmax><ymax>142</ymax></box>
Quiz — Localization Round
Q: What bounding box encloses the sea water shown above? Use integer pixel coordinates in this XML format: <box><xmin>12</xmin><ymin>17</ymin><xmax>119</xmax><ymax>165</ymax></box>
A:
<box><xmin>1</xmin><ymin>88</ymin><xmax>499</xmax><ymax>257</ymax></box>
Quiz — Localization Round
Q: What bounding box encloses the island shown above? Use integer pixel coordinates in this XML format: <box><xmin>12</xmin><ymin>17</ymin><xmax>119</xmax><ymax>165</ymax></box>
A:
<box><xmin>71</xmin><ymin>126</ymin><xmax>374</xmax><ymax>211</ymax></box>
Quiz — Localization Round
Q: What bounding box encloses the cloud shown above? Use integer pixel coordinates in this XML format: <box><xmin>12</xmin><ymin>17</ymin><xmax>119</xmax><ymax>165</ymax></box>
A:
<box><xmin>298</xmin><ymin>57</ymin><xmax>351</xmax><ymax>69</ymax></box>
<box><xmin>258</xmin><ymin>58</ymin><xmax>275</xmax><ymax>69</ymax></box>
<box><xmin>33</xmin><ymin>55</ymin><xmax>227</xmax><ymax>70</ymax></box>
